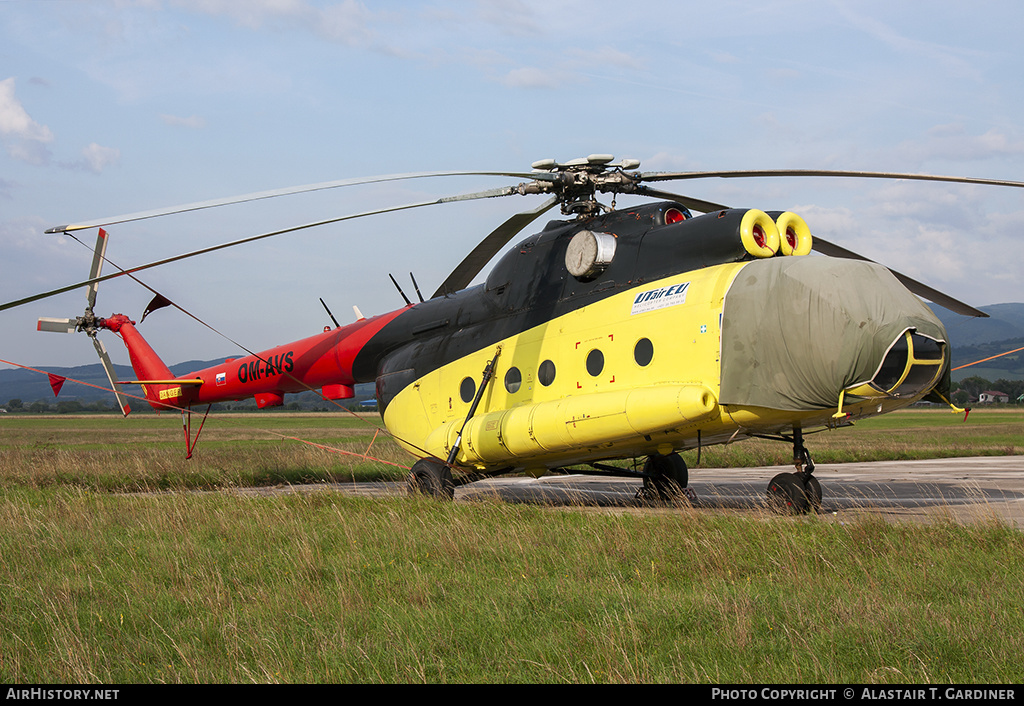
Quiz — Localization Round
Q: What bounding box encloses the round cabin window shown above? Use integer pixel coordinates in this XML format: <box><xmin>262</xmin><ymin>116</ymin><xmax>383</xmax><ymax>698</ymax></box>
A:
<box><xmin>504</xmin><ymin>367</ymin><xmax>522</xmax><ymax>394</ymax></box>
<box><xmin>538</xmin><ymin>360</ymin><xmax>556</xmax><ymax>387</ymax></box>
<box><xmin>460</xmin><ymin>376</ymin><xmax>476</xmax><ymax>403</ymax></box>
<box><xmin>634</xmin><ymin>338</ymin><xmax>654</xmax><ymax>366</ymax></box>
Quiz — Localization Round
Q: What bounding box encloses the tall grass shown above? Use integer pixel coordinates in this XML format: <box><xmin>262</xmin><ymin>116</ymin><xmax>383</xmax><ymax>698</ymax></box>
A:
<box><xmin>0</xmin><ymin>414</ymin><xmax>409</xmax><ymax>491</ymax></box>
<box><xmin>1</xmin><ymin>408</ymin><xmax>1020</xmax><ymax>491</ymax></box>
<box><xmin>1</xmin><ymin>410</ymin><xmax>1022</xmax><ymax>683</ymax></box>
<box><xmin>1</xmin><ymin>488</ymin><xmax>1021</xmax><ymax>683</ymax></box>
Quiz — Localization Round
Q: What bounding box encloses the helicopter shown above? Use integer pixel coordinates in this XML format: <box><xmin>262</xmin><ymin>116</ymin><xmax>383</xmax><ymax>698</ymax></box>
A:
<box><xmin>7</xmin><ymin>154</ymin><xmax>1024</xmax><ymax>513</ymax></box>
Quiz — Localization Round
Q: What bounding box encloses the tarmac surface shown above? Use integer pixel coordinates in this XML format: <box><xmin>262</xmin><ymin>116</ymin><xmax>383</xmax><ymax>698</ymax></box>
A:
<box><xmin>238</xmin><ymin>455</ymin><xmax>1024</xmax><ymax>527</ymax></box>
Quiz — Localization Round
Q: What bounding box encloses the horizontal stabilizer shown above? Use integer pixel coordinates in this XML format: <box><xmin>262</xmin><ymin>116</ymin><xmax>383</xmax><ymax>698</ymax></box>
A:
<box><xmin>122</xmin><ymin>378</ymin><xmax>204</xmax><ymax>386</ymax></box>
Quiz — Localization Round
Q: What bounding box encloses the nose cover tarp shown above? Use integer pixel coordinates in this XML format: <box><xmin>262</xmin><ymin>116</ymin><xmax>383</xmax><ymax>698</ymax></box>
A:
<box><xmin>719</xmin><ymin>257</ymin><xmax>949</xmax><ymax>411</ymax></box>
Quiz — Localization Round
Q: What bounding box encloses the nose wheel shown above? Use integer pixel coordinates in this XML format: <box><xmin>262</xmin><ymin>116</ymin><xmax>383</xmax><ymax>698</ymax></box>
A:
<box><xmin>766</xmin><ymin>429</ymin><xmax>822</xmax><ymax>514</ymax></box>
<box><xmin>408</xmin><ymin>457</ymin><xmax>456</xmax><ymax>500</ymax></box>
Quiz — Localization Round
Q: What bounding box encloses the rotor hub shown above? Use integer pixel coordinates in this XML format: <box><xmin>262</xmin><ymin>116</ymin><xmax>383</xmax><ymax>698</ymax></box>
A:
<box><xmin>520</xmin><ymin>154</ymin><xmax>642</xmax><ymax>218</ymax></box>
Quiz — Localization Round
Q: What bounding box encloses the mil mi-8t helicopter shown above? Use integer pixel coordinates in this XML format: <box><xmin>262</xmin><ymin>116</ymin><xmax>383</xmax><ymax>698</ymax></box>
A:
<box><xmin>7</xmin><ymin>155</ymin><xmax>1024</xmax><ymax>513</ymax></box>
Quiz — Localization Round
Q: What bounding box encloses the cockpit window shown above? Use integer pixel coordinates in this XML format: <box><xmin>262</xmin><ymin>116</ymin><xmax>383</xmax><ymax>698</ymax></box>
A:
<box><xmin>873</xmin><ymin>335</ymin><xmax>909</xmax><ymax>392</ymax></box>
<box><xmin>868</xmin><ymin>330</ymin><xmax>946</xmax><ymax>398</ymax></box>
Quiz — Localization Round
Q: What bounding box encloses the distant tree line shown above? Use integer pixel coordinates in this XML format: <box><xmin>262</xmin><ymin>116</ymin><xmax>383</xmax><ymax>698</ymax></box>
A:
<box><xmin>3</xmin><ymin>398</ymin><xmax>121</xmax><ymax>414</ymax></box>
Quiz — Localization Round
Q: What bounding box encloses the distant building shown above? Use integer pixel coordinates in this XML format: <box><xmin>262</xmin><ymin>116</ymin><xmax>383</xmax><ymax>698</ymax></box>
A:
<box><xmin>978</xmin><ymin>390</ymin><xmax>1010</xmax><ymax>404</ymax></box>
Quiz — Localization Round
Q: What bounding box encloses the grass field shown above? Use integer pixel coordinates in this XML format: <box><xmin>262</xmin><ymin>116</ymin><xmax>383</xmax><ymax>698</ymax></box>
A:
<box><xmin>1</xmin><ymin>406</ymin><xmax>1020</xmax><ymax>491</ymax></box>
<box><xmin>1</xmin><ymin>408</ymin><xmax>1023</xmax><ymax>683</ymax></box>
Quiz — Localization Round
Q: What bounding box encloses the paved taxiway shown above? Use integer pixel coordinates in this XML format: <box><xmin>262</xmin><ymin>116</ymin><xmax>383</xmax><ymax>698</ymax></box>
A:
<box><xmin>237</xmin><ymin>455</ymin><xmax>1024</xmax><ymax>526</ymax></box>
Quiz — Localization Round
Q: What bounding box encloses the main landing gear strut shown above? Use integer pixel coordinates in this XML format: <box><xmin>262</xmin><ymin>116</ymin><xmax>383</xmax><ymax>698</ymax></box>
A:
<box><xmin>766</xmin><ymin>428</ymin><xmax>822</xmax><ymax>515</ymax></box>
<box><xmin>408</xmin><ymin>348</ymin><xmax>503</xmax><ymax>501</ymax></box>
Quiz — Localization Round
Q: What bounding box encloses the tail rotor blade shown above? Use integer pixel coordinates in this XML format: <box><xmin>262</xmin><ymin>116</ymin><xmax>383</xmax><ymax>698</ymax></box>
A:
<box><xmin>37</xmin><ymin>317</ymin><xmax>78</xmax><ymax>333</ymax></box>
<box><xmin>86</xmin><ymin>229</ymin><xmax>109</xmax><ymax>310</ymax></box>
<box><xmin>92</xmin><ymin>336</ymin><xmax>131</xmax><ymax>416</ymax></box>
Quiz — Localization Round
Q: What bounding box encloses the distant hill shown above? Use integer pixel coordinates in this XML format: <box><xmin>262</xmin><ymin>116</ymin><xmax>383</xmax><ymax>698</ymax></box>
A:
<box><xmin>0</xmin><ymin>358</ymin><xmax>375</xmax><ymax>411</ymax></box>
<box><xmin>0</xmin><ymin>359</ymin><xmax>223</xmax><ymax>406</ymax></box>
<box><xmin>935</xmin><ymin>303</ymin><xmax>1024</xmax><ymax>382</ymax></box>
<box><xmin>935</xmin><ymin>303</ymin><xmax>1024</xmax><ymax>347</ymax></box>
<box><xmin>947</xmin><ymin>337</ymin><xmax>1024</xmax><ymax>382</ymax></box>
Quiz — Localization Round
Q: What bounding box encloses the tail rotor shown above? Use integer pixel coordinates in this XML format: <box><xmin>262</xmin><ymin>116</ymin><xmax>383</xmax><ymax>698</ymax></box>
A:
<box><xmin>36</xmin><ymin>229</ymin><xmax>132</xmax><ymax>416</ymax></box>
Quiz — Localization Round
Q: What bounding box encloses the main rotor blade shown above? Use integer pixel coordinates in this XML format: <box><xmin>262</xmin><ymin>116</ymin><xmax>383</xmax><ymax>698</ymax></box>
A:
<box><xmin>2</xmin><ymin>186</ymin><xmax>520</xmax><ymax>314</ymax></box>
<box><xmin>639</xmin><ymin>168</ymin><xmax>1024</xmax><ymax>190</ymax></box>
<box><xmin>811</xmin><ymin>236</ymin><xmax>988</xmax><ymax>318</ymax></box>
<box><xmin>86</xmin><ymin>228</ymin><xmax>109</xmax><ymax>310</ymax></box>
<box><xmin>432</xmin><ymin>196</ymin><xmax>559</xmax><ymax>298</ymax></box>
<box><xmin>632</xmin><ymin>185</ymin><xmax>729</xmax><ymax>213</ymax></box>
<box><xmin>637</xmin><ymin>176</ymin><xmax>990</xmax><ymax>317</ymax></box>
<box><xmin>45</xmin><ymin>170</ymin><xmax>551</xmax><ymax>234</ymax></box>
<box><xmin>92</xmin><ymin>336</ymin><xmax>131</xmax><ymax>416</ymax></box>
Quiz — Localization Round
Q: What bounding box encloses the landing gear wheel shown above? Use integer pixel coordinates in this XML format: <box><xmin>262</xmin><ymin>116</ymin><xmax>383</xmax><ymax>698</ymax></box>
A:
<box><xmin>407</xmin><ymin>458</ymin><xmax>455</xmax><ymax>500</ymax></box>
<box><xmin>803</xmin><ymin>474</ymin><xmax>822</xmax><ymax>513</ymax></box>
<box><xmin>767</xmin><ymin>472</ymin><xmax>810</xmax><ymax>515</ymax></box>
<box><xmin>641</xmin><ymin>452</ymin><xmax>692</xmax><ymax>502</ymax></box>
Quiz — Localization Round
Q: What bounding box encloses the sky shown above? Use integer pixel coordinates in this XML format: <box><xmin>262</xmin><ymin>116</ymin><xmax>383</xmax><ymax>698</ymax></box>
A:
<box><xmin>1</xmin><ymin>0</ymin><xmax>1023</xmax><ymax>372</ymax></box>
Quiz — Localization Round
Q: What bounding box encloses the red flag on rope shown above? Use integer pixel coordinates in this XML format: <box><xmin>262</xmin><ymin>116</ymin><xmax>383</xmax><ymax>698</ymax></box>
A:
<box><xmin>48</xmin><ymin>373</ymin><xmax>66</xmax><ymax>397</ymax></box>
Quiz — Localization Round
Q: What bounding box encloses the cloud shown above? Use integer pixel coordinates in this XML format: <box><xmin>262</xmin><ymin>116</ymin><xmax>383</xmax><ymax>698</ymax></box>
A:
<box><xmin>171</xmin><ymin>0</ymin><xmax>372</xmax><ymax>45</ymax></box>
<box><xmin>500</xmin><ymin>66</ymin><xmax>567</xmax><ymax>89</ymax></box>
<box><xmin>59</xmin><ymin>143</ymin><xmax>121</xmax><ymax>174</ymax></box>
<box><xmin>0</xmin><ymin>77</ymin><xmax>55</xmax><ymax>165</ymax></box>
<box><xmin>896</xmin><ymin>124</ymin><xmax>1024</xmax><ymax>164</ymax></box>
<box><xmin>171</xmin><ymin>0</ymin><xmax>309</xmax><ymax>29</ymax></box>
<box><xmin>161</xmin><ymin>113</ymin><xmax>207</xmax><ymax>129</ymax></box>
<box><xmin>641</xmin><ymin>151</ymin><xmax>700</xmax><ymax>172</ymax></box>
<box><xmin>566</xmin><ymin>47</ymin><xmax>646</xmax><ymax>73</ymax></box>
<box><xmin>709</xmin><ymin>51</ymin><xmax>741</xmax><ymax>65</ymax></box>
<box><xmin>834</xmin><ymin>4</ymin><xmax>985</xmax><ymax>82</ymax></box>
<box><xmin>475</xmin><ymin>0</ymin><xmax>544</xmax><ymax>37</ymax></box>
<box><xmin>81</xmin><ymin>143</ymin><xmax>121</xmax><ymax>173</ymax></box>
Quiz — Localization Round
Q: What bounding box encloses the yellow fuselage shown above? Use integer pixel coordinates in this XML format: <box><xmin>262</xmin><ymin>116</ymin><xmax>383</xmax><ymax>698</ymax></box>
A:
<box><xmin>383</xmin><ymin>259</ymin><xmax>934</xmax><ymax>474</ymax></box>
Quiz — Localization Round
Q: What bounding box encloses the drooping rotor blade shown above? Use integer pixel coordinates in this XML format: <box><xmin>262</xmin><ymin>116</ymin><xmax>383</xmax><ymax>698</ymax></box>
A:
<box><xmin>2</xmin><ymin>186</ymin><xmax>521</xmax><ymax>314</ymax></box>
<box><xmin>45</xmin><ymin>170</ymin><xmax>553</xmax><ymax>234</ymax></box>
<box><xmin>639</xmin><ymin>168</ymin><xmax>1024</xmax><ymax>190</ymax></box>
<box><xmin>636</xmin><ymin>175</ymin><xmax>991</xmax><ymax>317</ymax></box>
<box><xmin>632</xmin><ymin>185</ymin><xmax>729</xmax><ymax>214</ymax></box>
<box><xmin>432</xmin><ymin>196</ymin><xmax>559</xmax><ymax>298</ymax></box>
<box><xmin>86</xmin><ymin>228</ymin><xmax>109</xmax><ymax>309</ymax></box>
<box><xmin>811</xmin><ymin>235</ymin><xmax>988</xmax><ymax>318</ymax></box>
<box><xmin>37</xmin><ymin>317</ymin><xmax>78</xmax><ymax>333</ymax></box>
<box><xmin>92</xmin><ymin>336</ymin><xmax>131</xmax><ymax>416</ymax></box>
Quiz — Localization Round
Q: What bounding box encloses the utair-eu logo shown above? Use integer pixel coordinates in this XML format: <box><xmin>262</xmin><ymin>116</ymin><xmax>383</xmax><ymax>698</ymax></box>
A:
<box><xmin>630</xmin><ymin>281</ymin><xmax>690</xmax><ymax>315</ymax></box>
